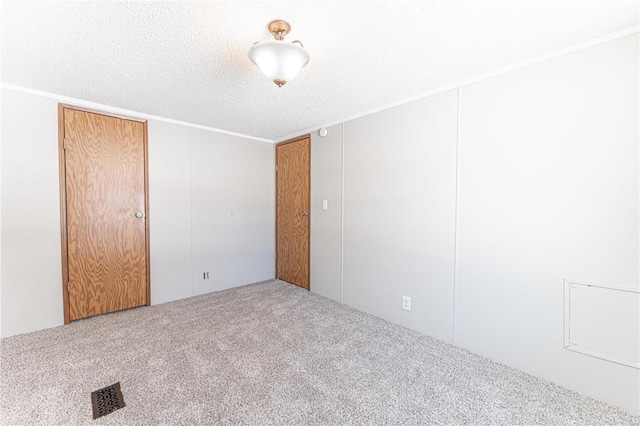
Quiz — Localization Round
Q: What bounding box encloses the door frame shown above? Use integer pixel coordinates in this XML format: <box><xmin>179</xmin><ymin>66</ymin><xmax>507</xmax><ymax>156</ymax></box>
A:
<box><xmin>275</xmin><ymin>134</ymin><xmax>311</xmax><ymax>289</ymax></box>
<box><xmin>58</xmin><ymin>103</ymin><xmax>151</xmax><ymax>324</ymax></box>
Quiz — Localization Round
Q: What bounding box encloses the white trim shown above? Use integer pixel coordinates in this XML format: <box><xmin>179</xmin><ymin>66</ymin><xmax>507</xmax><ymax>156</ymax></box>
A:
<box><xmin>189</xmin><ymin>131</ymin><xmax>195</xmax><ymax>297</ymax></box>
<box><xmin>565</xmin><ymin>346</ymin><xmax>640</xmax><ymax>370</ymax></box>
<box><xmin>563</xmin><ymin>279</ymin><xmax>640</xmax><ymax>369</ymax></box>
<box><xmin>0</xmin><ymin>83</ymin><xmax>274</xmax><ymax>144</ymax></box>
<box><xmin>274</xmin><ymin>26</ymin><xmax>639</xmax><ymax>143</ymax></box>
<box><xmin>340</xmin><ymin>123</ymin><xmax>345</xmax><ymax>304</ymax></box>
<box><xmin>565</xmin><ymin>279</ymin><xmax>640</xmax><ymax>294</ymax></box>
<box><xmin>451</xmin><ymin>87</ymin><xmax>461</xmax><ymax>345</ymax></box>
<box><xmin>563</xmin><ymin>280</ymin><xmax>571</xmax><ymax>361</ymax></box>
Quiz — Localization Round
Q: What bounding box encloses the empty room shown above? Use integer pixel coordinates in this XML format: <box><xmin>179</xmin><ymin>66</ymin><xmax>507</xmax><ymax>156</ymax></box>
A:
<box><xmin>1</xmin><ymin>1</ymin><xmax>639</xmax><ymax>424</ymax></box>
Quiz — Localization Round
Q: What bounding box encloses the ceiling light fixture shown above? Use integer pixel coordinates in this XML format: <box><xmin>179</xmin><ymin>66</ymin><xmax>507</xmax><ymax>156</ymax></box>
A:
<box><xmin>248</xmin><ymin>20</ymin><xmax>309</xmax><ymax>87</ymax></box>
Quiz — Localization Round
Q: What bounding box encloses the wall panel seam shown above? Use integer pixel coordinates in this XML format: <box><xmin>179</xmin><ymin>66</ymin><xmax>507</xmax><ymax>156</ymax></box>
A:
<box><xmin>340</xmin><ymin>123</ymin><xmax>345</xmax><ymax>304</ymax></box>
<box><xmin>452</xmin><ymin>87</ymin><xmax>462</xmax><ymax>345</ymax></box>
<box><xmin>189</xmin><ymin>129</ymin><xmax>194</xmax><ymax>297</ymax></box>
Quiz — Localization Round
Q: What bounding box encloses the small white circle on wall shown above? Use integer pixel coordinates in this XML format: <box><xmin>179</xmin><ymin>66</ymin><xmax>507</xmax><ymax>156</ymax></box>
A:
<box><xmin>318</xmin><ymin>128</ymin><xmax>328</xmax><ymax>137</ymax></box>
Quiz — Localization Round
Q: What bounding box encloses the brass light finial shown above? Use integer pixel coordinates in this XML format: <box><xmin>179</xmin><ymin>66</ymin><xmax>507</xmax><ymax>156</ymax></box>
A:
<box><xmin>268</xmin><ymin>20</ymin><xmax>291</xmax><ymax>41</ymax></box>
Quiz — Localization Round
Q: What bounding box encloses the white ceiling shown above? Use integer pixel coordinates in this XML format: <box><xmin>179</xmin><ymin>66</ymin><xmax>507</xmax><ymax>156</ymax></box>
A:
<box><xmin>1</xmin><ymin>1</ymin><xmax>638</xmax><ymax>141</ymax></box>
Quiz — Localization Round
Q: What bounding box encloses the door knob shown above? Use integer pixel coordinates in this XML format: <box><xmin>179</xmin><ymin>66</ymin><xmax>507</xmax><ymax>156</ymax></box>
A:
<box><xmin>135</xmin><ymin>212</ymin><xmax>144</xmax><ymax>218</ymax></box>
<box><xmin>300</xmin><ymin>211</ymin><xmax>308</xmax><ymax>217</ymax></box>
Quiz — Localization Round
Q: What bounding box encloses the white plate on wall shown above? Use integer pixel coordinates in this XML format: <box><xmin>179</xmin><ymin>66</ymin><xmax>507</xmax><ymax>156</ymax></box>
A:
<box><xmin>564</xmin><ymin>279</ymin><xmax>639</xmax><ymax>369</ymax></box>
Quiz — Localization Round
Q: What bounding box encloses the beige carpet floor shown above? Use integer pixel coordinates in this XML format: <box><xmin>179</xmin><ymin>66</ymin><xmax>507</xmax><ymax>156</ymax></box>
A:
<box><xmin>1</xmin><ymin>280</ymin><xmax>639</xmax><ymax>425</ymax></box>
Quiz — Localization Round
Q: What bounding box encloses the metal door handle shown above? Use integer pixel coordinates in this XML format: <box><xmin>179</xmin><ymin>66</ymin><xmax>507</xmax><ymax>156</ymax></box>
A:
<box><xmin>135</xmin><ymin>212</ymin><xmax>144</xmax><ymax>218</ymax></box>
<box><xmin>300</xmin><ymin>211</ymin><xmax>308</xmax><ymax>217</ymax></box>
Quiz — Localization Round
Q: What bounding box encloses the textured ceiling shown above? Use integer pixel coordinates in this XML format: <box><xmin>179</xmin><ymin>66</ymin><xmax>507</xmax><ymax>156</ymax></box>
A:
<box><xmin>1</xmin><ymin>1</ymin><xmax>638</xmax><ymax>141</ymax></box>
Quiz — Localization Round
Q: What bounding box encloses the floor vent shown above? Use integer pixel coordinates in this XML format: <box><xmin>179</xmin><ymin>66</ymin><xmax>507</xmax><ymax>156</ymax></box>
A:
<box><xmin>91</xmin><ymin>382</ymin><xmax>126</xmax><ymax>419</ymax></box>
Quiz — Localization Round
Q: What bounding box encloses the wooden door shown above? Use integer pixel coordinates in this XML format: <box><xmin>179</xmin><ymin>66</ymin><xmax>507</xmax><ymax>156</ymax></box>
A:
<box><xmin>59</xmin><ymin>105</ymin><xmax>150</xmax><ymax>322</ymax></box>
<box><xmin>276</xmin><ymin>136</ymin><xmax>310</xmax><ymax>289</ymax></box>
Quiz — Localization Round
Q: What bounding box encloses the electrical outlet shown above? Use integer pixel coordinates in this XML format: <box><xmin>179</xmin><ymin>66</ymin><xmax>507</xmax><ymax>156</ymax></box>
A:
<box><xmin>203</xmin><ymin>272</ymin><xmax>209</xmax><ymax>279</ymax></box>
<box><xmin>402</xmin><ymin>296</ymin><xmax>411</xmax><ymax>311</ymax></box>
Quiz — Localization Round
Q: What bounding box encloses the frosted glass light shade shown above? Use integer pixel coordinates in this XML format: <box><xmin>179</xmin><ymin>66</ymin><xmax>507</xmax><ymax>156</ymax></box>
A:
<box><xmin>248</xmin><ymin>40</ymin><xmax>310</xmax><ymax>87</ymax></box>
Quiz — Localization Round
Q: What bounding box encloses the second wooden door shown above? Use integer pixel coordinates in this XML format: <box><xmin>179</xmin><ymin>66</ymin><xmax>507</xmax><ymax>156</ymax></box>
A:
<box><xmin>61</xmin><ymin>106</ymin><xmax>149</xmax><ymax>322</ymax></box>
<box><xmin>276</xmin><ymin>136</ymin><xmax>310</xmax><ymax>289</ymax></box>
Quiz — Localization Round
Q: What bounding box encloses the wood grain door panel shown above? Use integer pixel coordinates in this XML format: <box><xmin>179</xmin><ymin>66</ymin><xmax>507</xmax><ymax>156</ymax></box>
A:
<box><xmin>63</xmin><ymin>108</ymin><xmax>148</xmax><ymax>321</ymax></box>
<box><xmin>276</xmin><ymin>136</ymin><xmax>310</xmax><ymax>289</ymax></box>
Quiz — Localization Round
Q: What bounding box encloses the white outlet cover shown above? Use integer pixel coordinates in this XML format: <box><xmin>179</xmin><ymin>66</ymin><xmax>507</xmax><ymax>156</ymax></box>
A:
<box><xmin>402</xmin><ymin>296</ymin><xmax>411</xmax><ymax>311</ymax></box>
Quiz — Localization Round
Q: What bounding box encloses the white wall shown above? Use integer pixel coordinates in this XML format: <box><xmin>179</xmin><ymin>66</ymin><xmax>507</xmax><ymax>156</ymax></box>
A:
<box><xmin>343</xmin><ymin>90</ymin><xmax>458</xmax><ymax>343</ymax></box>
<box><xmin>148</xmin><ymin>121</ymin><xmax>192</xmax><ymax>305</ymax></box>
<box><xmin>309</xmin><ymin>33</ymin><xmax>639</xmax><ymax>413</ymax></box>
<box><xmin>455</xmin><ymin>32</ymin><xmax>639</xmax><ymax>413</ymax></box>
<box><xmin>310</xmin><ymin>124</ymin><xmax>343</xmax><ymax>302</ymax></box>
<box><xmin>1</xmin><ymin>88</ymin><xmax>275</xmax><ymax>337</ymax></box>
<box><xmin>1</xmin><ymin>90</ymin><xmax>64</xmax><ymax>336</ymax></box>
<box><xmin>191</xmin><ymin>128</ymin><xmax>274</xmax><ymax>295</ymax></box>
<box><xmin>310</xmin><ymin>95</ymin><xmax>458</xmax><ymax>345</ymax></box>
